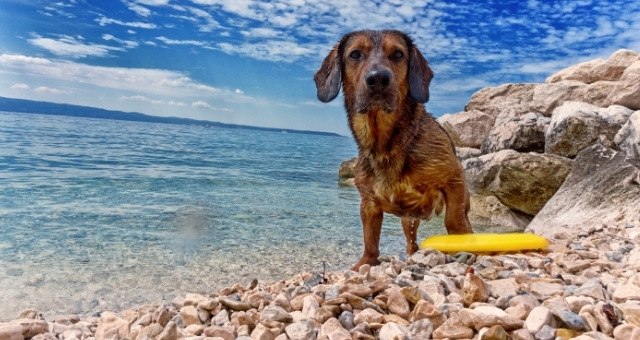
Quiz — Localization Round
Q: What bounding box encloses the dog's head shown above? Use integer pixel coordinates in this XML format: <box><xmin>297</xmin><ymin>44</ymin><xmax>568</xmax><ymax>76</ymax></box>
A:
<box><xmin>314</xmin><ymin>30</ymin><xmax>433</xmax><ymax>113</ymax></box>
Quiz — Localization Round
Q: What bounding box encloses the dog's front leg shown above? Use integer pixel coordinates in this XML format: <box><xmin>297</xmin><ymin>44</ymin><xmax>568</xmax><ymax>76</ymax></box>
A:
<box><xmin>353</xmin><ymin>198</ymin><xmax>383</xmax><ymax>271</ymax></box>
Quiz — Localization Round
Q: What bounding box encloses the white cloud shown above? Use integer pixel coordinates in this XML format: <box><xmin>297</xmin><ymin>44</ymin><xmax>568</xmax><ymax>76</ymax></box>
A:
<box><xmin>156</xmin><ymin>36</ymin><xmax>212</xmax><ymax>49</ymax></box>
<box><xmin>217</xmin><ymin>40</ymin><xmax>315</xmax><ymax>63</ymax></box>
<box><xmin>11</xmin><ymin>83</ymin><xmax>30</xmax><ymax>90</ymax></box>
<box><xmin>192</xmin><ymin>100</ymin><xmax>233</xmax><ymax>112</ymax></box>
<box><xmin>120</xmin><ymin>95</ymin><xmax>187</xmax><ymax>106</ymax></box>
<box><xmin>34</xmin><ymin>86</ymin><xmax>70</xmax><ymax>94</ymax></box>
<box><xmin>102</xmin><ymin>34</ymin><xmax>139</xmax><ymax>48</ymax></box>
<box><xmin>96</xmin><ymin>16</ymin><xmax>157</xmax><ymax>29</ymax></box>
<box><xmin>28</xmin><ymin>35</ymin><xmax>124</xmax><ymax>58</ymax></box>
<box><xmin>125</xmin><ymin>2</ymin><xmax>152</xmax><ymax>17</ymax></box>
<box><xmin>234</xmin><ymin>89</ymin><xmax>243</xmax><ymax>94</ymax></box>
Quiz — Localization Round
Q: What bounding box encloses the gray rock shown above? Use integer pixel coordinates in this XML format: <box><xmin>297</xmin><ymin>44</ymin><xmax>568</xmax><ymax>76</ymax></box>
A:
<box><xmin>468</xmin><ymin>194</ymin><xmax>532</xmax><ymax>231</ymax></box>
<box><xmin>337</xmin><ymin>311</ymin><xmax>354</xmax><ymax>330</ymax></box>
<box><xmin>545</xmin><ymin>101</ymin><xmax>631</xmax><ymax>158</ymax></box>
<box><xmin>607</xmin><ymin>60</ymin><xmax>640</xmax><ymax>110</ymax></box>
<box><xmin>482</xmin><ymin>111</ymin><xmax>550</xmax><ymax>154</ymax></box>
<box><xmin>534</xmin><ymin>324</ymin><xmax>556</xmax><ymax>340</ymax></box>
<box><xmin>463</xmin><ymin>150</ymin><xmax>572</xmax><ymax>215</ymax></box>
<box><xmin>615</xmin><ymin>110</ymin><xmax>640</xmax><ymax>163</ymax></box>
<box><xmin>284</xmin><ymin>320</ymin><xmax>318</xmax><ymax>340</ymax></box>
<box><xmin>465</xmin><ymin>83</ymin><xmax>536</xmax><ymax>118</ymax></box>
<box><xmin>527</xmin><ymin>144</ymin><xmax>640</xmax><ymax>238</ymax></box>
<box><xmin>439</xmin><ymin>109</ymin><xmax>496</xmax><ymax>148</ymax></box>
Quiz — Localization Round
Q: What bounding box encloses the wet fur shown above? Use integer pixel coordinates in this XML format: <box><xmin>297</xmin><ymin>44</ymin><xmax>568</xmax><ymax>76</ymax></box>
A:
<box><xmin>314</xmin><ymin>30</ymin><xmax>472</xmax><ymax>270</ymax></box>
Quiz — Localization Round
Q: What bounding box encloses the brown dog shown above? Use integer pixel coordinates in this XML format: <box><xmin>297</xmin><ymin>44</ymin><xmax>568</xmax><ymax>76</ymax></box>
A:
<box><xmin>314</xmin><ymin>30</ymin><xmax>473</xmax><ymax>270</ymax></box>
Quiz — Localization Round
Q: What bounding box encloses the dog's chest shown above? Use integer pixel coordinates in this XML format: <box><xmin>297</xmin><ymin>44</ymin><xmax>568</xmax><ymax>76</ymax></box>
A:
<box><xmin>372</xmin><ymin>180</ymin><xmax>441</xmax><ymax>218</ymax></box>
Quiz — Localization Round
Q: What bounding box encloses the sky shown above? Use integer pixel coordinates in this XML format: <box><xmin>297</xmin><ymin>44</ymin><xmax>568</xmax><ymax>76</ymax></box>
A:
<box><xmin>0</xmin><ymin>1</ymin><xmax>639</xmax><ymax>135</ymax></box>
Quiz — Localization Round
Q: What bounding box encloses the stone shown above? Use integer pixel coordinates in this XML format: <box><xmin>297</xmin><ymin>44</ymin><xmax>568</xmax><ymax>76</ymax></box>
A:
<box><xmin>432</xmin><ymin>317</ymin><xmax>474</xmax><ymax>339</ymax></box>
<box><xmin>204</xmin><ymin>325</ymin><xmax>236</xmax><ymax>340</ymax></box>
<box><xmin>607</xmin><ymin>60</ymin><xmax>640</xmax><ymax>110</ymax></box>
<box><xmin>407</xmin><ymin>319</ymin><xmax>433</xmax><ymax>338</ymax></box>
<box><xmin>261</xmin><ymin>306</ymin><xmax>293</xmax><ymax>324</ymax></box>
<box><xmin>0</xmin><ymin>324</ymin><xmax>23</xmax><ymax>340</ymax></box>
<box><xmin>385</xmin><ymin>286</ymin><xmax>411</xmax><ymax>320</ymax></box>
<box><xmin>378</xmin><ymin>322</ymin><xmax>408</xmax><ymax>340</ymax></box>
<box><xmin>615</xmin><ymin>110</ymin><xmax>640</xmax><ymax>163</ymax></box>
<box><xmin>284</xmin><ymin>320</ymin><xmax>318</xmax><ymax>340</ymax></box>
<box><xmin>339</xmin><ymin>293</ymin><xmax>383</xmax><ymax>313</ymax></box>
<box><xmin>461</xmin><ymin>272</ymin><xmax>489</xmax><ymax>306</ymax></box>
<box><xmin>219</xmin><ymin>297</ymin><xmax>253</xmax><ymax>311</ymax></box>
<box><xmin>535</xmin><ymin>324</ymin><xmax>556</xmax><ymax>340</ymax></box>
<box><xmin>438</xmin><ymin>109</ymin><xmax>496</xmax><ymax>148</ymax></box>
<box><xmin>94</xmin><ymin>312</ymin><xmax>130</xmax><ymax>340</ymax></box>
<box><xmin>617</xmin><ymin>303</ymin><xmax>640</xmax><ymax>327</ymax></box>
<box><xmin>530</xmin><ymin>282</ymin><xmax>564</xmax><ymax>299</ymax></box>
<box><xmin>456</xmin><ymin>147</ymin><xmax>482</xmax><ymax>161</ymax></box>
<box><xmin>481</xmin><ymin>111</ymin><xmax>550</xmax><ymax>153</ymax></box>
<box><xmin>338</xmin><ymin>311</ymin><xmax>354</xmax><ymax>330</ymax></box>
<box><xmin>465</xmin><ymin>83</ymin><xmax>536</xmax><ymax>118</ymax></box>
<box><xmin>302</xmin><ymin>295</ymin><xmax>320</xmax><ymax>317</ymax></box>
<box><xmin>338</xmin><ymin>157</ymin><xmax>357</xmax><ymax>186</ymax></box>
<box><xmin>531</xmin><ymin>80</ymin><xmax>584</xmax><ymax>116</ymax></box>
<box><xmin>527</xmin><ymin>144</ymin><xmax>640</xmax><ymax>238</ymax></box>
<box><xmin>613</xmin><ymin>280</ymin><xmax>640</xmax><ymax>303</ymax></box>
<box><xmin>546</xmin><ymin>49</ymin><xmax>640</xmax><ymax>84</ymax></box>
<box><xmin>525</xmin><ymin>306</ymin><xmax>553</xmax><ymax>334</ymax></box>
<box><xmin>511</xmin><ymin>328</ymin><xmax>535</xmax><ymax>340</ymax></box>
<box><xmin>156</xmin><ymin>321</ymin><xmax>178</xmax><ymax>340</ymax></box>
<box><xmin>411</xmin><ymin>300</ymin><xmax>446</xmax><ymax>326</ymax></box>
<box><xmin>613</xmin><ymin>324</ymin><xmax>640</xmax><ymax>340</ymax></box>
<box><xmin>545</xmin><ymin>102</ymin><xmax>632</xmax><ymax>158</ymax></box>
<box><xmin>556</xmin><ymin>310</ymin><xmax>587</xmax><ymax>331</ymax></box>
<box><xmin>184</xmin><ymin>324</ymin><xmax>205</xmax><ymax>336</ymax></box>
<box><xmin>180</xmin><ymin>305</ymin><xmax>201</xmax><ymax>326</ymax></box>
<box><xmin>565</xmin><ymin>296</ymin><xmax>595</xmax><ymax>314</ymax></box>
<box><xmin>138</xmin><ymin>323</ymin><xmax>164</xmax><ymax>339</ymax></box>
<box><xmin>318</xmin><ymin>317</ymin><xmax>350</xmax><ymax>340</ymax></box>
<box><xmin>482</xmin><ymin>325</ymin><xmax>508</xmax><ymax>340</ymax></box>
<box><xmin>212</xmin><ymin>309</ymin><xmax>230</xmax><ymax>326</ymax></box>
<box><xmin>463</xmin><ymin>150</ymin><xmax>571</xmax><ymax>215</ymax></box>
<box><xmin>467</xmin><ymin>193</ymin><xmax>532</xmax><ymax>231</ymax></box>
<box><xmin>574</xmin><ymin>279</ymin><xmax>606</xmax><ymax>300</ymax></box>
<box><xmin>251</xmin><ymin>323</ymin><xmax>275</xmax><ymax>340</ymax></box>
<box><xmin>353</xmin><ymin>308</ymin><xmax>384</xmax><ymax>325</ymax></box>
<box><xmin>486</xmin><ymin>278</ymin><xmax>519</xmax><ymax>299</ymax></box>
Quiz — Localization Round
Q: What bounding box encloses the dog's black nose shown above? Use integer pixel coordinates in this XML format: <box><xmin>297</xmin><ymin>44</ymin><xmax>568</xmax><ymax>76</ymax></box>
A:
<box><xmin>365</xmin><ymin>69</ymin><xmax>391</xmax><ymax>91</ymax></box>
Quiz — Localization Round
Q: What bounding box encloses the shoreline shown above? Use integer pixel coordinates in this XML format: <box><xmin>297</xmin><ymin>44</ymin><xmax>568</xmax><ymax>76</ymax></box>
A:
<box><xmin>1</xmin><ymin>224</ymin><xmax>638</xmax><ymax>339</ymax></box>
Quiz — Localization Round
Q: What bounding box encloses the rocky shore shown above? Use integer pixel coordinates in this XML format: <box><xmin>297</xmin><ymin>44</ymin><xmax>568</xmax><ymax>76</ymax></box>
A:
<box><xmin>2</xmin><ymin>50</ymin><xmax>639</xmax><ymax>340</ymax></box>
<box><xmin>1</xmin><ymin>223</ymin><xmax>639</xmax><ymax>340</ymax></box>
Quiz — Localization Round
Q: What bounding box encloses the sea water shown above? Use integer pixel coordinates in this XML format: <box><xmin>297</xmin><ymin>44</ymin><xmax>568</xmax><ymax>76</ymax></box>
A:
<box><xmin>0</xmin><ymin>111</ymin><xmax>445</xmax><ymax>320</ymax></box>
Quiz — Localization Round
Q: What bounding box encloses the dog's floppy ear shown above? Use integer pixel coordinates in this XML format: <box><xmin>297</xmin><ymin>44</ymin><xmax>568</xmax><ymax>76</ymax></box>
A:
<box><xmin>314</xmin><ymin>44</ymin><xmax>342</xmax><ymax>103</ymax></box>
<box><xmin>408</xmin><ymin>45</ymin><xmax>434</xmax><ymax>103</ymax></box>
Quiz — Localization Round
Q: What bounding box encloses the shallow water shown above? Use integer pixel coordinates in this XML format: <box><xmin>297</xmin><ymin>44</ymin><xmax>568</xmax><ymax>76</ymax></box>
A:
<box><xmin>0</xmin><ymin>111</ymin><xmax>446</xmax><ymax>320</ymax></box>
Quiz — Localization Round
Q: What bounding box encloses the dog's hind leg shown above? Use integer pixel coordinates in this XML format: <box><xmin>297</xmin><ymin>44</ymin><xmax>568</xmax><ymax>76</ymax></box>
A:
<box><xmin>401</xmin><ymin>217</ymin><xmax>420</xmax><ymax>255</ymax></box>
<box><xmin>353</xmin><ymin>199</ymin><xmax>383</xmax><ymax>271</ymax></box>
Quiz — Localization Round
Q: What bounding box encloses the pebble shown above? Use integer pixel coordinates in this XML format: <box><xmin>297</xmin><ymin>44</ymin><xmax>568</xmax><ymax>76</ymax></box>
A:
<box><xmin>3</xmin><ymin>224</ymin><xmax>638</xmax><ymax>340</ymax></box>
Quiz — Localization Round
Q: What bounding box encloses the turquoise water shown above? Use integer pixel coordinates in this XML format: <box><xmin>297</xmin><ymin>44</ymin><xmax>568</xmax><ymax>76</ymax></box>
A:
<box><xmin>0</xmin><ymin>111</ymin><xmax>444</xmax><ymax>320</ymax></box>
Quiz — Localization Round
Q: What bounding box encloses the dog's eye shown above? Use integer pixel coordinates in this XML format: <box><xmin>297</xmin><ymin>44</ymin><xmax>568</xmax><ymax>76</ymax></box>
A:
<box><xmin>349</xmin><ymin>50</ymin><xmax>362</xmax><ymax>60</ymax></box>
<box><xmin>391</xmin><ymin>50</ymin><xmax>404</xmax><ymax>60</ymax></box>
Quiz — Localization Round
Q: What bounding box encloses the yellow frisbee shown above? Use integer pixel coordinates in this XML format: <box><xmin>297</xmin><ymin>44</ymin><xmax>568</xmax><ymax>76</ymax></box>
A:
<box><xmin>420</xmin><ymin>233</ymin><xmax>548</xmax><ymax>253</ymax></box>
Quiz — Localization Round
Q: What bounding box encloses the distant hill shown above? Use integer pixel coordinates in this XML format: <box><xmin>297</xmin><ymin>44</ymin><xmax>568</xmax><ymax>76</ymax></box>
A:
<box><xmin>0</xmin><ymin>96</ymin><xmax>342</xmax><ymax>137</ymax></box>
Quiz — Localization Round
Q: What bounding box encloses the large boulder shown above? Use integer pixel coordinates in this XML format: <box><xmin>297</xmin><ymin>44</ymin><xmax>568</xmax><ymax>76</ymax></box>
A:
<box><xmin>481</xmin><ymin>111</ymin><xmax>550</xmax><ymax>154</ymax></box>
<box><xmin>527</xmin><ymin>144</ymin><xmax>640</xmax><ymax>238</ymax></box>
<box><xmin>545</xmin><ymin>102</ymin><xmax>633</xmax><ymax>158</ymax></box>
<box><xmin>464</xmin><ymin>83</ymin><xmax>536</xmax><ymax>118</ymax></box>
<box><xmin>607</xmin><ymin>60</ymin><xmax>640</xmax><ymax>110</ymax></box>
<box><xmin>456</xmin><ymin>147</ymin><xmax>482</xmax><ymax>161</ymax></box>
<box><xmin>615</xmin><ymin>110</ymin><xmax>640</xmax><ymax>164</ymax></box>
<box><xmin>438</xmin><ymin>110</ymin><xmax>495</xmax><ymax>148</ymax></box>
<box><xmin>573</xmin><ymin>80</ymin><xmax>618</xmax><ymax>108</ymax></box>
<box><xmin>463</xmin><ymin>150</ymin><xmax>572</xmax><ymax>216</ymax></box>
<box><xmin>531</xmin><ymin>81</ymin><xmax>584</xmax><ymax>116</ymax></box>
<box><xmin>468</xmin><ymin>194</ymin><xmax>532</xmax><ymax>232</ymax></box>
<box><xmin>546</xmin><ymin>49</ymin><xmax>640</xmax><ymax>84</ymax></box>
